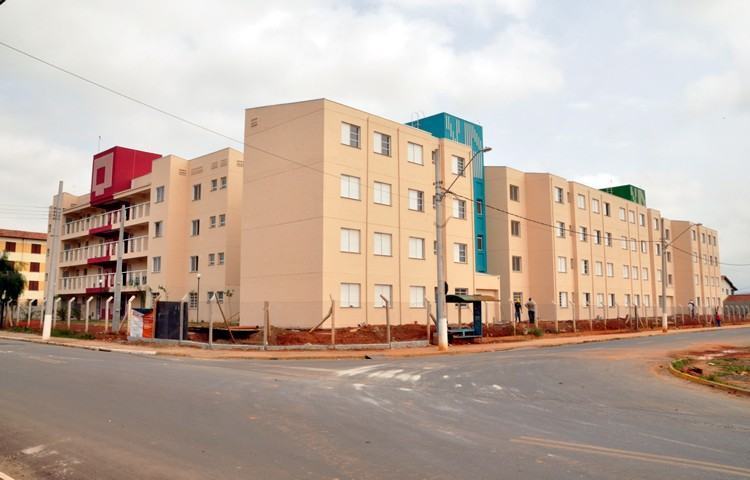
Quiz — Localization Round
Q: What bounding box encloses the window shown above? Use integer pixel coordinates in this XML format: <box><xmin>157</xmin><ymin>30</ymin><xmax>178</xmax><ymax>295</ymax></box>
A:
<box><xmin>605</xmin><ymin>232</ymin><xmax>613</xmax><ymax>247</ymax></box>
<box><xmin>192</xmin><ymin>184</ymin><xmax>202</xmax><ymax>201</ymax></box>
<box><xmin>640</xmin><ymin>241</ymin><xmax>647</xmax><ymax>254</ymax></box>
<box><xmin>453</xmin><ymin>199</ymin><xmax>466</xmax><ymax>219</ymax></box>
<box><xmin>511</xmin><ymin>220</ymin><xmax>521</xmax><ymax>237</ymax></box>
<box><xmin>340</xmin><ymin>228</ymin><xmax>361</xmax><ymax>253</ymax></box>
<box><xmin>340</xmin><ymin>283</ymin><xmax>360</xmax><ymax>308</ymax></box>
<box><xmin>595</xmin><ymin>261</ymin><xmax>603</xmax><ymax>276</ymax></box>
<box><xmin>155</xmin><ymin>186</ymin><xmax>165</xmax><ymax>203</ymax></box>
<box><xmin>702</xmin><ymin>233</ymin><xmax>706</xmax><ymax>243</ymax></box>
<box><xmin>218</xmin><ymin>252</ymin><xmax>225</xmax><ymax>265</ymax></box>
<box><xmin>373</xmin><ymin>132</ymin><xmax>391</xmax><ymax>156</ymax></box>
<box><xmin>606</xmin><ymin>262</ymin><xmax>614</xmax><ymax>277</ymax></box>
<box><xmin>24</xmin><ymin>280</ymin><xmax>38</xmax><ymax>291</ymax></box>
<box><xmin>208</xmin><ymin>253</ymin><xmax>215</xmax><ymax>266</ymax></box>
<box><xmin>189</xmin><ymin>255</ymin><xmax>199</xmax><ymax>272</ymax></box>
<box><xmin>189</xmin><ymin>292</ymin><xmax>198</xmax><ymax>309</ymax></box>
<box><xmin>373</xmin><ymin>232</ymin><xmax>392</xmax><ymax>256</ymax></box>
<box><xmin>628</xmin><ymin>210</ymin><xmax>635</xmax><ymax>223</ymax></box>
<box><xmin>620</xmin><ymin>236</ymin><xmax>628</xmax><ymax>249</ymax></box>
<box><xmin>691</xmin><ymin>230</ymin><xmax>696</xmax><ymax>241</ymax></box>
<box><xmin>408</xmin><ymin>189</ymin><xmax>424</xmax><ymax>212</ymax></box>
<box><xmin>452</xmin><ymin>155</ymin><xmax>465</xmax><ymax>176</ymax></box>
<box><xmin>603</xmin><ymin>202</ymin><xmax>611</xmax><ymax>216</ymax></box>
<box><xmin>577</xmin><ymin>194</ymin><xmax>586</xmax><ymax>209</ymax></box>
<box><xmin>644</xmin><ymin>295</ymin><xmax>650</xmax><ymax>307</ymax></box>
<box><xmin>559</xmin><ymin>292</ymin><xmax>569</xmax><ymax>308</ymax></box>
<box><xmin>4</xmin><ymin>241</ymin><xmax>16</xmax><ymax>252</ymax></box>
<box><xmin>407</xmin><ymin>142</ymin><xmax>423</xmax><ymax>165</ymax></box>
<box><xmin>596</xmin><ymin>293</ymin><xmax>605</xmax><ymax>307</ymax></box>
<box><xmin>581</xmin><ymin>259</ymin><xmax>589</xmax><ymax>275</ymax></box>
<box><xmin>556</xmin><ymin>222</ymin><xmax>566</xmax><ymax>238</ymax></box>
<box><xmin>154</xmin><ymin>221</ymin><xmax>163</xmax><ymax>238</ymax></box>
<box><xmin>454</xmin><ymin>243</ymin><xmax>467</xmax><ymax>263</ymax></box>
<box><xmin>340</xmin><ymin>174</ymin><xmax>361</xmax><ymax>200</ymax></box>
<box><xmin>476</xmin><ymin>234</ymin><xmax>484</xmax><ymax>251</ymax></box>
<box><xmin>374</xmin><ymin>284</ymin><xmax>392</xmax><ymax>308</ymax></box>
<box><xmin>476</xmin><ymin>200</ymin><xmax>484</xmax><ymax>215</ymax></box>
<box><xmin>373</xmin><ymin>182</ymin><xmax>392</xmax><ymax>205</ymax></box>
<box><xmin>409</xmin><ymin>286</ymin><xmax>426</xmax><ymax>308</ymax></box>
<box><xmin>582</xmin><ymin>292</ymin><xmax>591</xmax><ymax>307</ymax></box>
<box><xmin>554</xmin><ymin>187</ymin><xmax>564</xmax><ymax>203</ymax></box>
<box><xmin>654</xmin><ymin>218</ymin><xmax>660</xmax><ymax>230</ymax></box>
<box><xmin>209</xmin><ymin>215</ymin><xmax>216</xmax><ymax>228</ymax></box>
<box><xmin>31</xmin><ymin>243</ymin><xmax>42</xmax><ymax>254</ymax></box>
<box><xmin>409</xmin><ymin>237</ymin><xmax>425</xmax><ymax>259</ymax></box>
<box><xmin>191</xmin><ymin>219</ymin><xmax>200</xmax><ymax>236</ymax></box>
<box><xmin>220</xmin><ymin>176</ymin><xmax>227</xmax><ymax>189</ymax></box>
<box><xmin>668</xmin><ymin>274</ymin><xmax>673</xmax><ymax>286</ymax></box>
<box><xmin>656</xmin><ymin>244</ymin><xmax>661</xmax><ymax>256</ymax></box>
<box><xmin>592</xmin><ymin>198</ymin><xmax>600</xmax><ymax>213</ymax></box>
<box><xmin>211</xmin><ymin>178</ymin><xmax>218</xmax><ymax>191</ymax></box>
<box><xmin>152</xmin><ymin>256</ymin><xmax>161</xmax><ymax>273</ymax></box>
<box><xmin>509</xmin><ymin>185</ymin><xmax>520</xmax><ymax>202</ymax></box>
<box><xmin>557</xmin><ymin>256</ymin><xmax>567</xmax><ymax>273</ymax></box>
<box><xmin>624</xmin><ymin>294</ymin><xmax>631</xmax><ymax>307</ymax></box>
<box><xmin>622</xmin><ymin>265</ymin><xmax>629</xmax><ymax>279</ymax></box>
<box><xmin>219</xmin><ymin>214</ymin><xmax>226</xmax><ymax>227</ymax></box>
<box><xmin>630</xmin><ymin>238</ymin><xmax>637</xmax><ymax>252</ymax></box>
<box><xmin>341</xmin><ymin>122</ymin><xmax>360</xmax><ymax>148</ymax></box>
<box><xmin>579</xmin><ymin>226</ymin><xmax>588</xmax><ymax>242</ymax></box>
<box><xmin>634</xmin><ymin>295</ymin><xmax>640</xmax><ymax>307</ymax></box>
<box><xmin>608</xmin><ymin>294</ymin><xmax>616</xmax><ymax>308</ymax></box>
<box><xmin>639</xmin><ymin>213</ymin><xmax>645</xmax><ymax>226</ymax></box>
<box><xmin>658</xmin><ymin>269</ymin><xmax>662</xmax><ymax>282</ymax></box>
<box><xmin>665</xmin><ymin>229</ymin><xmax>671</xmax><ymax>240</ymax></box>
<box><xmin>619</xmin><ymin>207</ymin><xmax>626</xmax><ymax>221</ymax></box>
<box><xmin>593</xmin><ymin>230</ymin><xmax>601</xmax><ymax>245</ymax></box>
<box><xmin>512</xmin><ymin>256</ymin><xmax>522</xmax><ymax>272</ymax></box>
<box><xmin>632</xmin><ymin>266</ymin><xmax>639</xmax><ymax>280</ymax></box>
<box><xmin>30</xmin><ymin>262</ymin><xmax>40</xmax><ymax>272</ymax></box>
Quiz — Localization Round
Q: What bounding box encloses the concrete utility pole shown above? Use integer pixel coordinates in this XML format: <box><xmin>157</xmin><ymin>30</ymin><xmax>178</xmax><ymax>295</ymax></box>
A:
<box><xmin>112</xmin><ymin>205</ymin><xmax>126</xmax><ymax>331</ymax></box>
<box><xmin>661</xmin><ymin>218</ymin><xmax>668</xmax><ymax>333</ymax></box>
<box><xmin>433</xmin><ymin>148</ymin><xmax>448</xmax><ymax>351</ymax></box>
<box><xmin>42</xmin><ymin>181</ymin><xmax>63</xmax><ymax>340</ymax></box>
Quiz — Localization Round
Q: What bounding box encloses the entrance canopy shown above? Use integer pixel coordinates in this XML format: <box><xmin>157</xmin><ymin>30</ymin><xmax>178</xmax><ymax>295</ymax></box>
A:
<box><xmin>445</xmin><ymin>294</ymin><xmax>498</xmax><ymax>303</ymax></box>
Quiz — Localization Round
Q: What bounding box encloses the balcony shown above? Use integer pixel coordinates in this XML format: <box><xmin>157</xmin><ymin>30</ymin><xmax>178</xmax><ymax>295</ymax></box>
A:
<box><xmin>60</xmin><ymin>236</ymin><xmax>149</xmax><ymax>266</ymax></box>
<box><xmin>59</xmin><ymin>270</ymin><xmax>148</xmax><ymax>295</ymax></box>
<box><xmin>62</xmin><ymin>202</ymin><xmax>150</xmax><ymax>238</ymax></box>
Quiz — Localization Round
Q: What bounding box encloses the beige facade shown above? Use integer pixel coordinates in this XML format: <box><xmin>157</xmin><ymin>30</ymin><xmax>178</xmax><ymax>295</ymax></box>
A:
<box><xmin>0</xmin><ymin>229</ymin><xmax>47</xmax><ymax>303</ymax></box>
<box><xmin>241</xmin><ymin>99</ymin><xmax>500</xmax><ymax>328</ymax></box>
<box><xmin>485</xmin><ymin>166</ymin><xmax>720</xmax><ymax>322</ymax></box>
<box><xmin>51</xmin><ymin>147</ymin><xmax>243</xmax><ymax>323</ymax></box>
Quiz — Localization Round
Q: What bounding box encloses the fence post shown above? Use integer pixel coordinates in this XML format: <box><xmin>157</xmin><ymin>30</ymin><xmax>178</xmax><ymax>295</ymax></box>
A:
<box><xmin>67</xmin><ymin>297</ymin><xmax>76</xmax><ymax>329</ymax></box>
<box><xmin>85</xmin><ymin>296</ymin><xmax>94</xmax><ymax>333</ymax></box>
<box><xmin>571</xmin><ymin>300</ymin><xmax>577</xmax><ymax>333</ymax></box>
<box><xmin>589</xmin><ymin>304</ymin><xmax>593</xmax><ymax>331</ymax></box>
<box><xmin>424</xmin><ymin>298</ymin><xmax>432</xmax><ymax>344</ymax></box>
<box><xmin>52</xmin><ymin>297</ymin><xmax>60</xmax><ymax>329</ymax></box>
<box><xmin>105</xmin><ymin>296</ymin><xmax>114</xmax><ymax>333</ymax></box>
<box><xmin>179</xmin><ymin>293</ymin><xmax>188</xmax><ymax>343</ymax></box>
<box><xmin>208</xmin><ymin>293</ymin><xmax>214</xmax><ymax>349</ymax></box>
<box><xmin>381</xmin><ymin>294</ymin><xmax>391</xmax><ymax>349</ymax></box>
<box><xmin>263</xmin><ymin>301</ymin><xmax>269</xmax><ymax>351</ymax></box>
<box><xmin>27</xmin><ymin>299</ymin><xmax>33</xmax><ymax>327</ymax></box>
<box><xmin>330</xmin><ymin>297</ymin><xmax>336</xmax><ymax>349</ymax></box>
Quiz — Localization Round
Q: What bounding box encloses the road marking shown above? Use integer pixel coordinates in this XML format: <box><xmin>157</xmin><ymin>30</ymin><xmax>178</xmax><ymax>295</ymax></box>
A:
<box><xmin>0</xmin><ymin>472</ymin><xmax>18</xmax><ymax>480</ymax></box>
<box><xmin>512</xmin><ymin>436</ymin><xmax>750</xmax><ymax>478</ymax></box>
<box><xmin>21</xmin><ymin>444</ymin><xmax>45</xmax><ymax>455</ymax></box>
<box><xmin>336</xmin><ymin>364</ymin><xmax>384</xmax><ymax>377</ymax></box>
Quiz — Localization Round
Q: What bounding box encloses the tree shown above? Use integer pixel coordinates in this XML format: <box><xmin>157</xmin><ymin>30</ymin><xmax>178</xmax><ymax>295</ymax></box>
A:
<box><xmin>0</xmin><ymin>254</ymin><xmax>26</xmax><ymax>328</ymax></box>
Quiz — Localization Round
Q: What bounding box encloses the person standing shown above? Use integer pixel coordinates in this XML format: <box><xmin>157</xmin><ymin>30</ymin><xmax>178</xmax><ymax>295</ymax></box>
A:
<box><xmin>688</xmin><ymin>300</ymin><xmax>696</xmax><ymax>321</ymax></box>
<box><xmin>715</xmin><ymin>307</ymin><xmax>721</xmax><ymax>327</ymax></box>
<box><xmin>513</xmin><ymin>300</ymin><xmax>522</xmax><ymax>324</ymax></box>
<box><xmin>525</xmin><ymin>298</ymin><xmax>537</xmax><ymax>324</ymax></box>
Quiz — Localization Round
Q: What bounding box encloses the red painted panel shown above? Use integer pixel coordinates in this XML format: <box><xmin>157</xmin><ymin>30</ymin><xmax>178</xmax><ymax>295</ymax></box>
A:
<box><xmin>90</xmin><ymin>146</ymin><xmax>161</xmax><ymax>206</ymax></box>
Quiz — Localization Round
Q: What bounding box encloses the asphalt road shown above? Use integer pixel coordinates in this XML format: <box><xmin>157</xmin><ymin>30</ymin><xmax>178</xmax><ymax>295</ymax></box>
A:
<box><xmin>1</xmin><ymin>328</ymin><xmax>749</xmax><ymax>479</ymax></box>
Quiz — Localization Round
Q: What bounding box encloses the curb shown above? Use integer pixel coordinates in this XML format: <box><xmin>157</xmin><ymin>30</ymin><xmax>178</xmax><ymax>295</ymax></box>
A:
<box><xmin>668</xmin><ymin>361</ymin><xmax>750</xmax><ymax>397</ymax></box>
<box><xmin>2</xmin><ymin>324</ymin><xmax>748</xmax><ymax>361</ymax></box>
<box><xmin>0</xmin><ymin>335</ymin><xmax>157</xmax><ymax>356</ymax></box>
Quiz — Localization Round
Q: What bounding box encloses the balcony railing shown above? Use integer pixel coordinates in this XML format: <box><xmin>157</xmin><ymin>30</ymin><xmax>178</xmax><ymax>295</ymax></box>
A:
<box><xmin>60</xmin><ymin>236</ymin><xmax>149</xmax><ymax>265</ymax></box>
<box><xmin>59</xmin><ymin>270</ymin><xmax>148</xmax><ymax>293</ymax></box>
<box><xmin>63</xmin><ymin>202</ymin><xmax>150</xmax><ymax>237</ymax></box>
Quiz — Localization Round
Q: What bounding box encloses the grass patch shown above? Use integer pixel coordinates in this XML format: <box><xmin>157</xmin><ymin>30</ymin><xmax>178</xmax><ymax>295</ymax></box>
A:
<box><xmin>52</xmin><ymin>329</ymin><xmax>95</xmax><ymax>340</ymax></box>
<box><xmin>8</xmin><ymin>326</ymin><xmax>34</xmax><ymax>333</ymax></box>
<box><xmin>671</xmin><ymin>358</ymin><xmax>690</xmax><ymax>371</ymax></box>
<box><xmin>530</xmin><ymin>328</ymin><xmax>544</xmax><ymax>338</ymax></box>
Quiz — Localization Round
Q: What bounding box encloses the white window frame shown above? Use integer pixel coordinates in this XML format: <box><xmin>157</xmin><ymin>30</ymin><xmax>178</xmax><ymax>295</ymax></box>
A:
<box><xmin>373</xmin><ymin>132</ymin><xmax>391</xmax><ymax>156</ymax></box>
<box><xmin>591</xmin><ymin>198</ymin><xmax>600</xmax><ymax>213</ymax></box>
<box><xmin>512</xmin><ymin>256</ymin><xmax>522</xmax><ymax>272</ymax></box>
<box><xmin>407</xmin><ymin>142</ymin><xmax>423</xmax><ymax>165</ymax></box>
<box><xmin>340</xmin><ymin>283</ymin><xmax>361</xmax><ymax>308</ymax></box>
<box><xmin>155</xmin><ymin>186</ymin><xmax>165</xmax><ymax>203</ymax></box>
<box><xmin>374</xmin><ymin>284</ymin><xmax>392</xmax><ymax>308</ymax></box>
<box><xmin>152</xmin><ymin>256</ymin><xmax>161</xmax><ymax>273</ymax></box>
<box><xmin>192</xmin><ymin>184</ymin><xmax>202</xmax><ymax>201</ymax></box>
<box><xmin>189</xmin><ymin>255</ymin><xmax>199</xmax><ymax>272</ymax></box>
<box><xmin>154</xmin><ymin>221</ymin><xmax>163</xmax><ymax>238</ymax></box>
<box><xmin>577</xmin><ymin>194</ymin><xmax>586</xmax><ymax>209</ymax></box>
<box><xmin>340</xmin><ymin>228</ymin><xmax>361</xmax><ymax>254</ymax></box>
<box><xmin>191</xmin><ymin>219</ymin><xmax>200</xmax><ymax>236</ymax></box>
<box><xmin>341</xmin><ymin>122</ymin><xmax>361</xmax><ymax>148</ymax></box>
<box><xmin>409</xmin><ymin>286</ymin><xmax>426</xmax><ymax>308</ymax></box>
<box><xmin>373</xmin><ymin>181</ymin><xmax>392</xmax><ymax>206</ymax></box>
<box><xmin>559</xmin><ymin>292</ymin><xmax>569</xmax><ymax>308</ymax></box>
<box><xmin>408</xmin><ymin>237</ymin><xmax>425</xmax><ymax>260</ymax></box>
<box><xmin>408</xmin><ymin>189</ymin><xmax>424</xmax><ymax>212</ymax></box>
<box><xmin>453</xmin><ymin>198</ymin><xmax>466</xmax><ymax>219</ymax></box>
<box><xmin>373</xmin><ymin>232</ymin><xmax>392</xmax><ymax>256</ymax></box>
<box><xmin>554</xmin><ymin>187</ymin><xmax>564</xmax><ymax>203</ymax></box>
<box><xmin>452</xmin><ymin>155</ymin><xmax>465</xmax><ymax>176</ymax></box>
<box><xmin>454</xmin><ymin>243</ymin><xmax>467</xmax><ymax>263</ymax></box>
<box><xmin>557</xmin><ymin>256</ymin><xmax>567</xmax><ymax>273</ymax></box>
<box><xmin>340</xmin><ymin>174</ymin><xmax>361</xmax><ymax>200</ymax></box>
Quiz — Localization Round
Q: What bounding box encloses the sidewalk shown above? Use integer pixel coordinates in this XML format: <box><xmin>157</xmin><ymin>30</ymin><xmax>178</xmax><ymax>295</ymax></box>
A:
<box><xmin>2</xmin><ymin>325</ymin><xmax>748</xmax><ymax>361</ymax></box>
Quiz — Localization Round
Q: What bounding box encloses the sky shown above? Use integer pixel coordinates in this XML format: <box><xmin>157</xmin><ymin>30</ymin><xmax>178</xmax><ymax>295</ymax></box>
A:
<box><xmin>0</xmin><ymin>0</ymin><xmax>748</xmax><ymax>290</ymax></box>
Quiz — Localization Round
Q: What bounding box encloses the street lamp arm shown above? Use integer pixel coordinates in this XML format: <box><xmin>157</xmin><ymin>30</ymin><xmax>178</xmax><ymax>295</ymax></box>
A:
<box><xmin>665</xmin><ymin>222</ymin><xmax>702</xmax><ymax>249</ymax></box>
<box><xmin>443</xmin><ymin>147</ymin><xmax>492</xmax><ymax>196</ymax></box>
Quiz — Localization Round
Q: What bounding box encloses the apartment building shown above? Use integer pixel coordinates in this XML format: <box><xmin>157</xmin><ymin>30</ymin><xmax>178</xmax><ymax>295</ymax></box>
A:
<box><xmin>485</xmin><ymin>166</ymin><xmax>719</xmax><ymax>322</ymax></box>
<box><xmin>0</xmin><ymin>229</ymin><xmax>47</xmax><ymax>303</ymax></box>
<box><xmin>51</xmin><ymin>145</ymin><xmax>243</xmax><ymax>323</ymax></box>
<box><xmin>671</xmin><ymin>220</ymin><xmax>722</xmax><ymax>309</ymax></box>
<box><xmin>241</xmin><ymin>99</ymin><xmax>500</xmax><ymax>328</ymax></box>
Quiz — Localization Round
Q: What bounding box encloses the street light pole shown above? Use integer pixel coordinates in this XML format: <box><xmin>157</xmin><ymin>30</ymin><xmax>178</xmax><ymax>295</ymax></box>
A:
<box><xmin>433</xmin><ymin>148</ymin><xmax>448</xmax><ymax>351</ymax></box>
<box><xmin>661</xmin><ymin>218</ymin><xmax>668</xmax><ymax>332</ymax></box>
